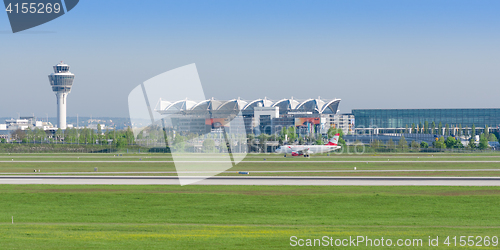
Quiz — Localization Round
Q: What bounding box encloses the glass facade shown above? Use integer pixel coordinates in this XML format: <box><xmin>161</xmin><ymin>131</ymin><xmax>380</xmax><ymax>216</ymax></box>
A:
<box><xmin>49</xmin><ymin>75</ymin><xmax>74</xmax><ymax>85</ymax></box>
<box><xmin>49</xmin><ymin>75</ymin><xmax>75</xmax><ymax>92</ymax></box>
<box><xmin>54</xmin><ymin>65</ymin><xmax>70</xmax><ymax>73</ymax></box>
<box><xmin>352</xmin><ymin>109</ymin><xmax>500</xmax><ymax>129</ymax></box>
<box><xmin>49</xmin><ymin>63</ymin><xmax>74</xmax><ymax>94</ymax></box>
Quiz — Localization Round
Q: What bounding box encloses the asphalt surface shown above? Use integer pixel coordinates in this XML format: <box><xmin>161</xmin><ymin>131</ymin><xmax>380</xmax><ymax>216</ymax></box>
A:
<box><xmin>0</xmin><ymin>169</ymin><xmax>499</xmax><ymax>175</ymax></box>
<box><xmin>2</xmin><ymin>160</ymin><xmax>500</xmax><ymax>163</ymax></box>
<box><xmin>2</xmin><ymin>175</ymin><xmax>500</xmax><ymax>185</ymax></box>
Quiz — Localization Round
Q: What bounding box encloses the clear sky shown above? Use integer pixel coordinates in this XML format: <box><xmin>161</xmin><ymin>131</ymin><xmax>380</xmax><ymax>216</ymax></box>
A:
<box><xmin>0</xmin><ymin>0</ymin><xmax>499</xmax><ymax>118</ymax></box>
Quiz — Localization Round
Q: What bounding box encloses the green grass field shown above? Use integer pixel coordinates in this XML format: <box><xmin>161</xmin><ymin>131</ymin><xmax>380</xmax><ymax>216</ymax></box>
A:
<box><xmin>1</xmin><ymin>185</ymin><xmax>500</xmax><ymax>249</ymax></box>
<box><xmin>1</xmin><ymin>162</ymin><xmax>500</xmax><ymax>176</ymax></box>
<box><xmin>0</xmin><ymin>153</ymin><xmax>499</xmax><ymax>248</ymax></box>
<box><xmin>3</xmin><ymin>152</ymin><xmax>500</xmax><ymax>161</ymax></box>
<box><xmin>0</xmin><ymin>153</ymin><xmax>499</xmax><ymax>176</ymax></box>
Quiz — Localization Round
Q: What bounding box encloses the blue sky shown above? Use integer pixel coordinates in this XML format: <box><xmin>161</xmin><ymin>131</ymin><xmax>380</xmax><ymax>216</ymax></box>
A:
<box><xmin>1</xmin><ymin>0</ymin><xmax>499</xmax><ymax>118</ymax></box>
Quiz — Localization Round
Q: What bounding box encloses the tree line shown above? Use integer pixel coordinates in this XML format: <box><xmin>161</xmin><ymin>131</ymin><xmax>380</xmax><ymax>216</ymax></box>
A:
<box><xmin>6</xmin><ymin>125</ymin><xmax>135</xmax><ymax>148</ymax></box>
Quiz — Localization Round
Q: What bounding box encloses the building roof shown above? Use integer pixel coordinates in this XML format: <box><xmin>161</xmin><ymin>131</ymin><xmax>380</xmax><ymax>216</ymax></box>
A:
<box><xmin>243</xmin><ymin>98</ymin><xmax>274</xmax><ymax>111</ymax></box>
<box><xmin>155</xmin><ymin>97</ymin><xmax>341</xmax><ymax>115</ymax></box>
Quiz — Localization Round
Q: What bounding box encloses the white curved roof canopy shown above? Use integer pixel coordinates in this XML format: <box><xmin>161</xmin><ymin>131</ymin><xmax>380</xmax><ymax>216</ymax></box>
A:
<box><xmin>157</xmin><ymin>100</ymin><xmax>172</xmax><ymax>111</ymax></box>
<box><xmin>191</xmin><ymin>99</ymin><xmax>224</xmax><ymax>112</ymax></box>
<box><xmin>272</xmin><ymin>98</ymin><xmax>300</xmax><ymax>113</ymax></box>
<box><xmin>192</xmin><ymin>100</ymin><xmax>209</xmax><ymax>111</ymax></box>
<box><xmin>218</xmin><ymin>99</ymin><xmax>248</xmax><ymax>111</ymax></box>
<box><xmin>320</xmin><ymin>99</ymin><xmax>341</xmax><ymax>114</ymax></box>
<box><xmin>243</xmin><ymin>98</ymin><xmax>274</xmax><ymax>111</ymax></box>
<box><xmin>163</xmin><ymin>99</ymin><xmax>197</xmax><ymax>113</ymax></box>
<box><xmin>155</xmin><ymin>98</ymin><xmax>341</xmax><ymax>114</ymax></box>
<box><xmin>296</xmin><ymin>99</ymin><xmax>326</xmax><ymax>113</ymax></box>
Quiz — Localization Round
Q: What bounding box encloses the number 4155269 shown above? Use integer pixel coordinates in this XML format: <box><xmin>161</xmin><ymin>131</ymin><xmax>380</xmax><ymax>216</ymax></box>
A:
<box><xmin>5</xmin><ymin>3</ymin><xmax>61</xmax><ymax>14</ymax></box>
<box><xmin>444</xmin><ymin>236</ymin><xmax>498</xmax><ymax>247</ymax></box>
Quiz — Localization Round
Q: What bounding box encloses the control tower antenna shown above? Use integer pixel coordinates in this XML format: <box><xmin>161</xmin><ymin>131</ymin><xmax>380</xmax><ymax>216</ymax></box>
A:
<box><xmin>48</xmin><ymin>62</ymin><xmax>75</xmax><ymax>129</ymax></box>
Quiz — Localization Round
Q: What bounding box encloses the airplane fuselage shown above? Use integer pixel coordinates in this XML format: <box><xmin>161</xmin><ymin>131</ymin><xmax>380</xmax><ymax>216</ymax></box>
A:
<box><xmin>275</xmin><ymin>145</ymin><xmax>341</xmax><ymax>156</ymax></box>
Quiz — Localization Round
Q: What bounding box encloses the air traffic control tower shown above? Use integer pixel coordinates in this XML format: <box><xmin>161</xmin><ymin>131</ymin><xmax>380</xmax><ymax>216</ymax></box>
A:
<box><xmin>48</xmin><ymin>62</ymin><xmax>75</xmax><ymax>129</ymax></box>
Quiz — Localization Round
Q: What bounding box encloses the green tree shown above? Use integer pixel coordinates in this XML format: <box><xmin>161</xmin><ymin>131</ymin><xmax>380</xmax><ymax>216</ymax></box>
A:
<box><xmin>411</xmin><ymin>123</ymin><xmax>415</xmax><ymax>134</ymax></box>
<box><xmin>26</xmin><ymin>128</ymin><xmax>33</xmax><ymax>142</ymax></box>
<box><xmin>386</xmin><ymin>139</ymin><xmax>395</xmax><ymax>150</ymax></box>
<box><xmin>478</xmin><ymin>134</ymin><xmax>489</xmax><ymax>150</ymax></box>
<box><xmin>125</xmin><ymin>127</ymin><xmax>135</xmax><ymax>145</ymax></box>
<box><xmin>202</xmin><ymin>138</ymin><xmax>215</xmax><ymax>153</ymax></box>
<box><xmin>116</xmin><ymin>137</ymin><xmax>128</xmax><ymax>148</ymax></box>
<box><xmin>55</xmin><ymin>128</ymin><xmax>63</xmax><ymax>142</ymax></box>
<box><xmin>484</xmin><ymin>125</ymin><xmax>489</xmax><ymax>140</ymax></box>
<box><xmin>418</xmin><ymin>123</ymin><xmax>422</xmax><ymax>134</ymax></box>
<box><xmin>315</xmin><ymin>139</ymin><xmax>324</xmax><ymax>145</ymax></box>
<box><xmin>424</xmin><ymin>121</ymin><xmax>429</xmax><ymax>134</ymax></box>
<box><xmin>247</xmin><ymin>133</ymin><xmax>255</xmax><ymax>141</ymax></box>
<box><xmin>445</xmin><ymin>124</ymin><xmax>449</xmax><ymax>136</ymax></box>
<box><xmin>438</xmin><ymin>122</ymin><xmax>443</xmax><ymax>135</ymax></box>
<box><xmin>279</xmin><ymin>127</ymin><xmax>287</xmax><ymax>143</ymax></box>
<box><xmin>404</xmin><ymin>125</ymin><xmax>409</xmax><ymax>134</ymax></box>
<box><xmin>64</xmin><ymin>128</ymin><xmax>72</xmax><ymax>143</ymax></box>
<box><xmin>488</xmin><ymin>133</ymin><xmax>498</xmax><ymax>142</ymax></box>
<box><xmin>287</xmin><ymin>126</ymin><xmax>297</xmax><ymax>143</ymax></box>
<box><xmin>97</xmin><ymin>124</ymin><xmax>103</xmax><ymax>144</ymax></box>
<box><xmin>35</xmin><ymin>128</ymin><xmax>47</xmax><ymax>143</ymax></box>
<box><xmin>89</xmin><ymin>129</ymin><xmax>95</xmax><ymax>144</ymax></box>
<box><xmin>258</xmin><ymin>133</ymin><xmax>269</xmax><ymax>153</ymax></box>
<box><xmin>420</xmin><ymin>141</ymin><xmax>429</xmax><ymax>148</ymax></box>
<box><xmin>433</xmin><ymin>136</ymin><xmax>446</xmax><ymax>149</ymax></box>
<box><xmin>410</xmin><ymin>140</ymin><xmax>420</xmax><ymax>149</ymax></box>
<box><xmin>370</xmin><ymin>139</ymin><xmax>382</xmax><ymax>149</ymax></box>
<box><xmin>298</xmin><ymin>137</ymin><xmax>304</xmax><ymax>145</ymax></box>
<box><xmin>173</xmin><ymin>135</ymin><xmax>186</xmax><ymax>152</ymax></box>
<box><xmin>445</xmin><ymin>136</ymin><xmax>456</xmax><ymax>149</ymax></box>
<box><xmin>468</xmin><ymin>136</ymin><xmax>476</xmax><ymax>149</ymax></box>
<box><xmin>79</xmin><ymin>128</ymin><xmax>87</xmax><ymax>144</ymax></box>
<box><xmin>471</xmin><ymin>124</ymin><xmax>476</xmax><ymax>138</ymax></box>
<box><xmin>398</xmin><ymin>136</ymin><xmax>408</xmax><ymax>150</ymax></box>
<box><xmin>458</xmin><ymin>124</ymin><xmax>462</xmax><ymax>137</ymax></box>
<box><xmin>11</xmin><ymin>129</ymin><xmax>26</xmax><ymax>141</ymax></box>
<box><xmin>431</xmin><ymin>121</ymin><xmax>436</xmax><ymax>134</ymax></box>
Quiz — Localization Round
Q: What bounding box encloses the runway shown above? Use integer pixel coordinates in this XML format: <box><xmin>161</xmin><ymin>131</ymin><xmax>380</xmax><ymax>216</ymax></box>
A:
<box><xmin>2</xmin><ymin>160</ymin><xmax>500</xmax><ymax>163</ymax></box>
<box><xmin>1</xmin><ymin>175</ymin><xmax>500</xmax><ymax>186</ymax></box>
<box><xmin>0</xmin><ymin>169</ymin><xmax>499</xmax><ymax>175</ymax></box>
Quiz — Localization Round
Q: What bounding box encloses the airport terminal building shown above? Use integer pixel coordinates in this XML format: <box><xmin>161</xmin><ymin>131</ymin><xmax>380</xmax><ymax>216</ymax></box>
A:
<box><xmin>155</xmin><ymin>98</ymin><xmax>349</xmax><ymax>136</ymax></box>
<box><xmin>352</xmin><ymin>108</ymin><xmax>500</xmax><ymax>134</ymax></box>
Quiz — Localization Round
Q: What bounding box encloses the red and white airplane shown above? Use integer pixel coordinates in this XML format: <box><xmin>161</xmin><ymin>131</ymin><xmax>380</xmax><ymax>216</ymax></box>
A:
<box><xmin>275</xmin><ymin>133</ymin><xmax>341</xmax><ymax>157</ymax></box>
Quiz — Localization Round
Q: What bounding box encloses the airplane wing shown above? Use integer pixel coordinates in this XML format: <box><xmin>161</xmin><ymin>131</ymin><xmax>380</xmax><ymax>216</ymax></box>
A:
<box><xmin>296</xmin><ymin>148</ymin><xmax>309</xmax><ymax>155</ymax></box>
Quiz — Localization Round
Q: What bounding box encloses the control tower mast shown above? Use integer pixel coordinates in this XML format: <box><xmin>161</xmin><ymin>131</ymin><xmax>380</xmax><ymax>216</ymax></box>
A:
<box><xmin>48</xmin><ymin>62</ymin><xmax>75</xmax><ymax>129</ymax></box>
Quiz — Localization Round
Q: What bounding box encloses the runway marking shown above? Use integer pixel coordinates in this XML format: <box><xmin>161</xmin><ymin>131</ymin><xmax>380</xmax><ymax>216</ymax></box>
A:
<box><xmin>2</xmin><ymin>176</ymin><xmax>500</xmax><ymax>180</ymax></box>
<box><xmin>2</xmin><ymin>160</ymin><xmax>500</xmax><ymax>163</ymax></box>
<box><xmin>0</xmin><ymin>169</ymin><xmax>500</xmax><ymax>175</ymax></box>
<box><xmin>0</xmin><ymin>179</ymin><xmax>42</xmax><ymax>181</ymax></box>
<box><xmin>1</xmin><ymin>176</ymin><xmax>500</xmax><ymax>186</ymax></box>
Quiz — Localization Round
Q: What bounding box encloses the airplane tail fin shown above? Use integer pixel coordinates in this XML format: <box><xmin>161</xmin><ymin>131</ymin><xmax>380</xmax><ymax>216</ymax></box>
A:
<box><xmin>326</xmin><ymin>133</ymin><xmax>340</xmax><ymax>146</ymax></box>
